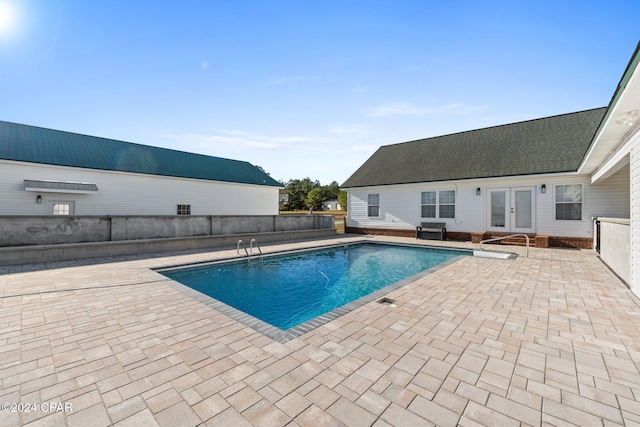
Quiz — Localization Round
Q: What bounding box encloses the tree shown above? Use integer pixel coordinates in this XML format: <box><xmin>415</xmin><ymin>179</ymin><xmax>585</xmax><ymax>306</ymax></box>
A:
<box><xmin>305</xmin><ymin>187</ymin><xmax>325</xmax><ymax>212</ymax></box>
<box><xmin>320</xmin><ymin>181</ymin><xmax>339</xmax><ymax>200</ymax></box>
<box><xmin>338</xmin><ymin>190</ymin><xmax>347</xmax><ymax>210</ymax></box>
<box><xmin>281</xmin><ymin>178</ymin><xmax>346</xmax><ymax>212</ymax></box>
<box><xmin>284</xmin><ymin>177</ymin><xmax>320</xmax><ymax>210</ymax></box>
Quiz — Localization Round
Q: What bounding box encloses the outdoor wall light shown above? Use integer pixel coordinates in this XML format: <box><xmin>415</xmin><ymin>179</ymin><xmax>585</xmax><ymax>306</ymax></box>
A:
<box><xmin>476</xmin><ymin>187</ymin><xmax>481</xmax><ymax>196</ymax></box>
<box><xmin>36</xmin><ymin>195</ymin><xmax>42</xmax><ymax>203</ymax></box>
<box><xmin>541</xmin><ymin>184</ymin><xmax>546</xmax><ymax>194</ymax></box>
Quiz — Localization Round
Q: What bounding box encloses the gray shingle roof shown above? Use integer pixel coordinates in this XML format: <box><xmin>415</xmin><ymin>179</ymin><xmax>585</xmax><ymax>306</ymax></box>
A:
<box><xmin>0</xmin><ymin>121</ymin><xmax>282</xmax><ymax>187</ymax></box>
<box><xmin>342</xmin><ymin>108</ymin><xmax>607</xmax><ymax>188</ymax></box>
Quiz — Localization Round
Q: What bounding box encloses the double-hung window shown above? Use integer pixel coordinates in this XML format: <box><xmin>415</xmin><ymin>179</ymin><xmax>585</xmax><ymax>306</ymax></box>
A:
<box><xmin>421</xmin><ymin>190</ymin><xmax>455</xmax><ymax>219</ymax></box>
<box><xmin>555</xmin><ymin>184</ymin><xmax>582</xmax><ymax>220</ymax></box>
<box><xmin>439</xmin><ymin>190</ymin><xmax>456</xmax><ymax>218</ymax></box>
<box><xmin>367</xmin><ymin>194</ymin><xmax>380</xmax><ymax>217</ymax></box>
<box><xmin>421</xmin><ymin>191</ymin><xmax>436</xmax><ymax>218</ymax></box>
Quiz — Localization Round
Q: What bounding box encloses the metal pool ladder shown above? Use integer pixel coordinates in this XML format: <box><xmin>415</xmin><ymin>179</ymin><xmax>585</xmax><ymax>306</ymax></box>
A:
<box><xmin>237</xmin><ymin>239</ymin><xmax>263</xmax><ymax>260</ymax></box>
<box><xmin>479</xmin><ymin>234</ymin><xmax>529</xmax><ymax>258</ymax></box>
<box><xmin>237</xmin><ymin>239</ymin><xmax>248</xmax><ymax>256</ymax></box>
<box><xmin>250</xmin><ymin>239</ymin><xmax>263</xmax><ymax>260</ymax></box>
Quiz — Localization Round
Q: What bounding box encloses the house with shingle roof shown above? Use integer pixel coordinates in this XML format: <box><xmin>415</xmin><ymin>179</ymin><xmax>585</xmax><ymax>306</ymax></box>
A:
<box><xmin>341</xmin><ymin>43</ymin><xmax>640</xmax><ymax>296</ymax></box>
<box><xmin>342</xmin><ymin>107</ymin><xmax>630</xmax><ymax>249</ymax></box>
<box><xmin>0</xmin><ymin>121</ymin><xmax>282</xmax><ymax>216</ymax></box>
<box><xmin>343</xmin><ymin>41</ymin><xmax>640</xmax><ymax>295</ymax></box>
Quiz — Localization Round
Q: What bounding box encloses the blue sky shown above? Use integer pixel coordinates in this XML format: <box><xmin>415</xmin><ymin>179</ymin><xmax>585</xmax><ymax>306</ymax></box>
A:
<box><xmin>1</xmin><ymin>1</ymin><xmax>639</xmax><ymax>185</ymax></box>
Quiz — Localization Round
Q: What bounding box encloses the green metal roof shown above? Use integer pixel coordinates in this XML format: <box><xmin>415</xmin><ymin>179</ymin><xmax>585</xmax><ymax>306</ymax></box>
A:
<box><xmin>0</xmin><ymin>121</ymin><xmax>282</xmax><ymax>187</ymax></box>
<box><xmin>341</xmin><ymin>107</ymin><xmax>607</xmax><ymax>188</ymax></box>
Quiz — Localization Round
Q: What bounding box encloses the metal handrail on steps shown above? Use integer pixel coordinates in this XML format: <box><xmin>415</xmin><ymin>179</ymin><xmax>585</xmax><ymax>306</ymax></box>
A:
<box><xmin>479</xmin><ymin>234</ymin><xmax>529</xmax><ymax>258</ymax></box>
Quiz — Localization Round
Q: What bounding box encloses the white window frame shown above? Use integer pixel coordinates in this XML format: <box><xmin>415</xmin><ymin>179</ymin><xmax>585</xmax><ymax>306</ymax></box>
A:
<box><xmin>439</xmin><ymin>190</ymin><xmax>456</xmax><ymax>218</ymax></box>
<box><xmin>420</xmin><ymin>190</ymin><xmax>455</xmax><ymax>219</ymax></box>
<box><xmin>49</xmin><ymin>201</ymin><xmax>75</xmax><ymax>216</ymax></box>
<box><xmin>367</xmin><ymin>194</ymin><xmax>380</xmax><ymax>217</ymax></box>
<box><xmin>555</xmin><ymin>184</ymin><xmax>583</xmax><ymax>221</ymax></box>
<box><xmin>420</xmin><ymin>191</ymin><xmax>436</xmax><ymax>218</ymax></box>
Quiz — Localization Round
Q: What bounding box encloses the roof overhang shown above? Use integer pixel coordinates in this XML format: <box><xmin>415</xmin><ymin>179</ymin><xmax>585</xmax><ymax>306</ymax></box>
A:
<box><xmin>24</xmin><ymin>179</ymin><xmax>99</xmax><ymax>194</ymax></box>
<box><xmin>579</xmin><ymin>42</ymin><xmax>640</xmax><ymax>184</ymax></box>
<box><xmin>341</xmin><ymin>170</ymin><xmax>582</xmax><ymax>190</ymax></box>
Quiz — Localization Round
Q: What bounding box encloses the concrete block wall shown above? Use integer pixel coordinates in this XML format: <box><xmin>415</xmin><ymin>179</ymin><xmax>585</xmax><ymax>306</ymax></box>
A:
<box><xmin>0</xmin><ymin>216</ymin><xmax>111</xmax><ymax>246</ymax></box>
<box><xmin>0</xmin><ymin>215</ymin><xmax>335</xmax><ymax>247</ymax></box>
<box><xmin>0</xmin><ymin>228</ymin><xmax>337</xmax><ymax>266</ymax></box>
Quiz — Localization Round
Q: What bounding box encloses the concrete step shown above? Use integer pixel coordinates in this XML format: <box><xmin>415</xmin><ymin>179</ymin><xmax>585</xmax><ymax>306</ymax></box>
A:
<box><xmin>483</xmin><ymin>235</ymin><xmax>536</xmax><ymax>247</ymax></box>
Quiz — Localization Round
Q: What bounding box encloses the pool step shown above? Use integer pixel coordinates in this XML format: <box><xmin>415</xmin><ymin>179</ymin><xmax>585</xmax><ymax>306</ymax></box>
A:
<box><xmin>482</xmin><ymin>234</ymin><xmax>537</xmax><ymax>247</ymax></box>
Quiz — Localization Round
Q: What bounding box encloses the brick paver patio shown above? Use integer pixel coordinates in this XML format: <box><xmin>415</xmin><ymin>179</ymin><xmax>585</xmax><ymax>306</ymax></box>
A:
<box><xmin>1</xmin><ymin>235</ymin><xmax>639</xmax><ymax>426</ymax></box>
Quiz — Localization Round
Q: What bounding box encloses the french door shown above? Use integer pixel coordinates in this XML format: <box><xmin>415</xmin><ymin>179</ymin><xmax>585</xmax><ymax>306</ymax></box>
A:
<box><xmin>487</xmin><ymin>187</ymin><xmax>535</xmax><ymax>233</ymax></box>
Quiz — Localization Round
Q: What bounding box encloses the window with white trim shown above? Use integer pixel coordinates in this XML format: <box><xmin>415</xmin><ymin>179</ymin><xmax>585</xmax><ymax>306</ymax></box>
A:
<box><xmin>367</xmin><ymin>194</ymin><xmax>379</xmax><ymax>217</ymax></box>
<box><xmin>177</xmin><ymin>204</ymin><xmax>191</xmax><ymax>215</ymax></box>
<box><xmin>439</xmin><ymin>190</ymin><xmax>455</xmax><ymax>218</ymax></box>
<box><xmin>52</xmin><ymin>202</ymin><xmax>73</xmax><ymax>215</ymax></box>
<box><xmin>555</xmin><ymin>184</ymin><xmax>582</xmax><ymax>220</ymax></box>
<box><xmin>420</xmin><ymin>190</ymin><xmax>455</xmax><ymax>218</ymax></box>
<box><xmin>421</xmin><ymin>191</ymin><xmax>436</xmax><ymax>218</ymax></box>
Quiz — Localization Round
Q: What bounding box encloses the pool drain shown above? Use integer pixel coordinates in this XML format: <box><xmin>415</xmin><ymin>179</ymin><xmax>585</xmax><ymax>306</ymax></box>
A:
<box><xmin>377</xmin><ymin>297</ymin><xmax>398</xmax><ymax>307</ymax></box>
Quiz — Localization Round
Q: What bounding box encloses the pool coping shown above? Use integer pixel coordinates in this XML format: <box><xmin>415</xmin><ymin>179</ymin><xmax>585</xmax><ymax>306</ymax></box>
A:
<box><xmin>155</xmin><ymin>240</ymin><xmax>506</xmax><ymax>342</ymax></box>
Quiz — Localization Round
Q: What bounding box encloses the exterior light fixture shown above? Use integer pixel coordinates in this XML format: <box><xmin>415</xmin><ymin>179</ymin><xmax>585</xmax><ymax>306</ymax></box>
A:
<box><xmin>36</xmin><ymin>195</ymin><xmax>42</xmax><ymax>203</ymax></box>
<box><xmin>616</xmin><ymin>110</ymin><xmax>640</xmax><ymax>127</ymax></box>
<box><xmin>541</xmin><ymin>184</ymin><xmax>546</xmax><ymax>194</ymax></box>
<box><xmin>476</xmin><ymin>187</ymin><xmax>481</xmax><ymax>196</ymax></box>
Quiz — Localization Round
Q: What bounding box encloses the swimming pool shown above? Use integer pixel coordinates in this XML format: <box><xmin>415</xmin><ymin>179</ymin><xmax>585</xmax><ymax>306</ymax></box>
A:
<box><xmin>159</xmin><ymin>242</ymin><xmax>470</xmax><ymax>340</ymax></box>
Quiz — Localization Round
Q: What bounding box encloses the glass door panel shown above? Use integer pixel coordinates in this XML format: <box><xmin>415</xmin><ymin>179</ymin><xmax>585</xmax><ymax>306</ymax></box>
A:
<box><xmin>490</xmin><ymin>190</ymin><xmax>507</xmax><ymax>228</ymax></box>
<box><xmin>515</xmin><ymin>190</ymin><xmax>531</xmax><ymax>228</ymax></box>
<box><xmin>487</xmin><ymin>187</ymin><xmax>535</xmax><ymax>233</ymax></box>
<box><xmin>511</xmin><ymin>187</ymin><xmax>535</xmax><ymax>233</ymax></box>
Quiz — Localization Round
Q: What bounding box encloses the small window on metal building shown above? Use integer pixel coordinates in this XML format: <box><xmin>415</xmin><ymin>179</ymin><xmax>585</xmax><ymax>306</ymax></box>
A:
<box><xmin>51</xmin><ymin>202</ymin><xmax>74</xmax><ymax>215</ymax></box>
<box><xmin>177</xmin><ymin>204</ymin><xmax>191</xmax><ymax>215</ymax></box>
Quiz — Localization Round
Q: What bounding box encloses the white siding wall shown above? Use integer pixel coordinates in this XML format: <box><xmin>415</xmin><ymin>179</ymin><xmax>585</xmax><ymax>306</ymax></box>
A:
<box><xmin>0</xmin><ymin>161</ymin><xmax>280</xmax><ymax>215</ymax></box>
<box><xmin>348</xmin><ymin>184</ymin><xmax>483</xmax><ymax>231</ymax></box>
<box><xmin>347</xmin><ymin>172</ymin><xmax>629</xmax><ymax>238</ymax></box>
<box><xmin>632</xmin><ymin>146</ymin><xmax>640</xmax><ymax>296</ymax></box>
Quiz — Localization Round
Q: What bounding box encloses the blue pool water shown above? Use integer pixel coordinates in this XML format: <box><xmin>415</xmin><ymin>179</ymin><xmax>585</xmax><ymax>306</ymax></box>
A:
<box><xmin>162</xmin><ymin>243</ymin><xmax>468</xmax><ymax>330</ymax></box>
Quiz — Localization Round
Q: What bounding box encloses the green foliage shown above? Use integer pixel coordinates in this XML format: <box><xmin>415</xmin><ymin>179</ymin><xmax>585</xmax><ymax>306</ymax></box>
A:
<box><xmin>305</xmin><ymin>187</ymin><xmax>325</xmax><ymax>211</ymax></box>
<box><xmin>281</xmin><ymin>178</ymin><xmax>345</xmax><ymax>211</ymax></box>
<box><xmin>321</xmin><ymin>181</ymin><xmax>340</xmax><ymax>200</ymax></box>
<box><xmin>338</xmin><ymin>190</ymin><xmax>347</xmax><ymax>210</ymax></box>
<box><xmin>284</xmin><ymin>177</ymin><xmax>320</xmax><ymax>210</ymax></box>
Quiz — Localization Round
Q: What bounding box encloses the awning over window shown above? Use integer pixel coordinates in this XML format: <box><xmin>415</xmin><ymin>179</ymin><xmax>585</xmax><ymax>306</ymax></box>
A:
<box><xmin>24</xmin><ymin>179</ymin><xmax>98</xmax><ymax>194</ymax></box>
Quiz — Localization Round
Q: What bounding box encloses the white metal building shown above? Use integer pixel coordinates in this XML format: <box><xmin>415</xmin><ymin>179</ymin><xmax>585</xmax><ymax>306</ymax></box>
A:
<box><xmin>0</xmin><ymin>121</ymin><xmax>282</xmax><ymax>216</ymax></box>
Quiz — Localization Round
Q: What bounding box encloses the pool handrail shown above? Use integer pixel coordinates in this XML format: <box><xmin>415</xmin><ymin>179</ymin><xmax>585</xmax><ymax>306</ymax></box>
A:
<box><xmin>250</xmin><ymin>239</ymin><xmax>263</xmax><ymax>259</ymax></box>
<box><xmin>479</xmin><ymin>234</ymin><xmax>529</xmax><ymax>258</ymax></box>
<box><xmin>237</xmin><ymin>239</ymin><xmax>249</xmax><ymax>257</ymax></box>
